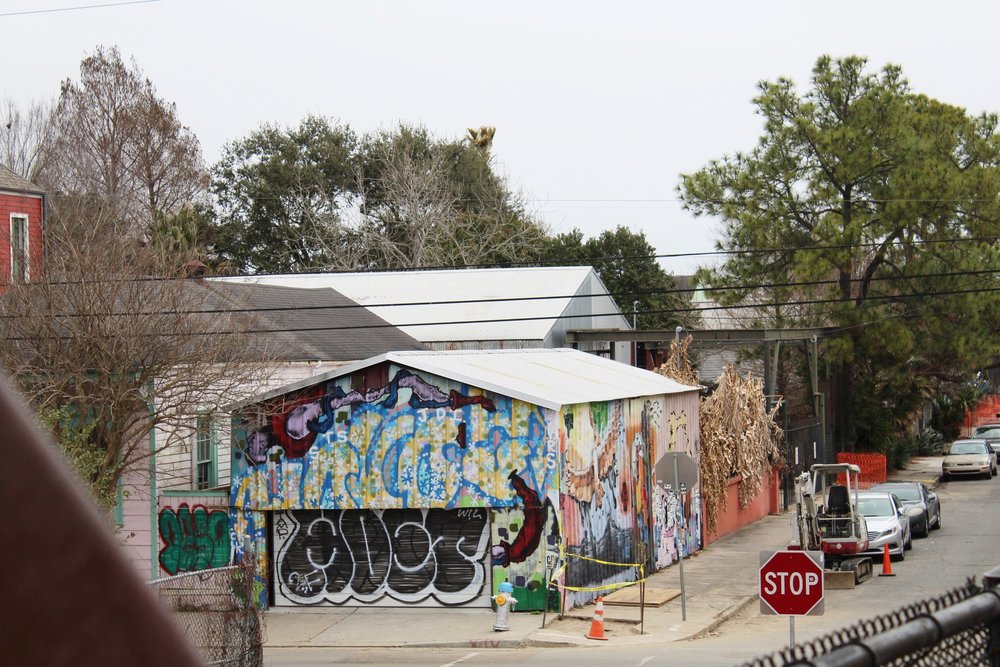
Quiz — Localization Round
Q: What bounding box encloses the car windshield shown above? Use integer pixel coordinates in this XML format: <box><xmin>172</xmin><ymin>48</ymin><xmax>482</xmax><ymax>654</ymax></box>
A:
<box><xmin>949</xmin><ymin>442</ymin><xmax>986</xmax><ymax>455</ymax></box>
<box><xmin>880</xmin><ymin>486</ymin><xmax>919</xmax><ymax>501</ymax></box>
<box><xmin>975</xmin><ymin>427</ymin><xmax>1000</xmax><ymax>439</ymax></box>
<box><xmin>858</xmin><ymin>497</ymin><xmax>894</xmax><ymax>517</ymax></box>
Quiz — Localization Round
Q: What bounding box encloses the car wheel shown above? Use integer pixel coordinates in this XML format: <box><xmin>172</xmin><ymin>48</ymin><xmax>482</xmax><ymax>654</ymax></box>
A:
<box><xmin>942</xmin><ymin>473</ymin><xmax>949</xmax><ymax>482</ymax></box>
<box><xmin>896</xmin><ymin>544</ymin><xmax>905</xmax><ymax>561</ymax></box>
<box><xmin>933</xmin><ymin>511</ymin><xmax>941</xmax><ymax>530</ymax></box>
<box><xmin>984</xmin><ymin>470</ymin><xmax>992</xmax><ymax>480</ymax></box>
<box><xmin>905</xmin><ymin>531</ymin><xmax>912</xmax><ymax>550</ymax></box>
<box><xmin>917</xmin><ymin>520</ymin><xmax>929</xmax><ymax>538</ymax></box>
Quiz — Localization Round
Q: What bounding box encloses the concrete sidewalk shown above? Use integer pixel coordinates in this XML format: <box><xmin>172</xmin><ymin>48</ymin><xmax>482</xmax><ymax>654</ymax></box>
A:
<box><xmin>263</xmin><ymin>456</ymin><xmax>944</xmax><ymax>650</ymax></box>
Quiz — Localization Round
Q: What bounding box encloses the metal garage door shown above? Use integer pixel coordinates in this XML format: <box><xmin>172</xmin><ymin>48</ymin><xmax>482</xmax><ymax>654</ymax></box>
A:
<box><xmin>272</xmin><ymin>508</ymin><xmax>491</xmax><ymax>607</ymax></box>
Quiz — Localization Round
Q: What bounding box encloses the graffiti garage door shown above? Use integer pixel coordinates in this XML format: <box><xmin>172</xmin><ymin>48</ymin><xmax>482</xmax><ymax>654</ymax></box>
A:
<box><xmin>272</xmin><ymin>508</ymin><xmax>492</xmax><ymax>607</ymax></box>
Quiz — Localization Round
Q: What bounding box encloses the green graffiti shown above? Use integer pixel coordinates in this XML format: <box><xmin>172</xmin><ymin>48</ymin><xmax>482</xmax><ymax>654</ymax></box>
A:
<box><xmin>158</xmin><ymin>504</ymin><xmax>231</xmax><ymax>575</ymax></box>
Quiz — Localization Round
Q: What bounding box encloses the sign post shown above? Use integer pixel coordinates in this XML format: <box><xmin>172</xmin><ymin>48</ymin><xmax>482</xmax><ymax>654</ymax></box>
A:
<box><xmin>655</xmin><ymin>451</ymin><xmax>697</xmax><ymax>622</ymax></box>
<box><xmin>759</xmin><ymin>550</ymin><xmax>824</xmax><ymax>646</ymax></box>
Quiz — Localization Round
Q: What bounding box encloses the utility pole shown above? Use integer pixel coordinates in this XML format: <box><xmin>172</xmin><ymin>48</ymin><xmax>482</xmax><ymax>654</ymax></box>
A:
<box><xmin>633</xmin><ymin>300</ymin><xmax>640</xmax><ymax>367</ymax></box>
<box><xmin>675</xmin><ymin>326</ymin><xmax>684</xmax><ymax>370</ymax></box>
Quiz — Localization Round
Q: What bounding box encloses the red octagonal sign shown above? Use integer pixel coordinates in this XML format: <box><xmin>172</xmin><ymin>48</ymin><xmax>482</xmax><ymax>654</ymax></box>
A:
<box><xmin>759</xmin><ymin>550</ymin><xmax>825</xmax><ymax>616</ymax></box>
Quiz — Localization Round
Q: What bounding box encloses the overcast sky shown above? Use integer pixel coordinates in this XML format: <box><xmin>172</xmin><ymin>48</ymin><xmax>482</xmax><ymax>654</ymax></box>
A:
<box><xmin>4</xmin><ymin>0</ymin><xmax>1000</xmax><ymax>275</ymax></box>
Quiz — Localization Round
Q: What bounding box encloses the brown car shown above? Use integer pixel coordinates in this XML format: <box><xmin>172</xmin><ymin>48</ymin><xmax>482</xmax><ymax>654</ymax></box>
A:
<box><xmin>941</xmin><ymin>438</ymin><xmax>995</xmax><ymax>481</ymax></box>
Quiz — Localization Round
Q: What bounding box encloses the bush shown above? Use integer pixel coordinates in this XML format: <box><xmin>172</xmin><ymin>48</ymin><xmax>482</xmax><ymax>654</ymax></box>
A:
<box><xmin>913</xmin><ymin>428</ymin><xmax>944</xmax><ymax>456</ymax></box>
<box><xmin>885</xmin><ymin>429</ymin><xmax>944</xmax><ymax>470</ymax></box>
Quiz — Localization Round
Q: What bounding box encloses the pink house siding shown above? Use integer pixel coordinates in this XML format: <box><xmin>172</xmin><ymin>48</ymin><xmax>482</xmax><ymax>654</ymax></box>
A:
<box><xmin>119</xmin><ymin>465</ymin><xmax>156</xmax><ymax>579</ymax></box>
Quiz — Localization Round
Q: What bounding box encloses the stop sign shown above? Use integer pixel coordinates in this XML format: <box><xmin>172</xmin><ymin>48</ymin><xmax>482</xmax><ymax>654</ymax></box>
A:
<box><xmin>759</xmin><ymin>550</ymin><xmax>825</xmax><ymax>616</ymax></box>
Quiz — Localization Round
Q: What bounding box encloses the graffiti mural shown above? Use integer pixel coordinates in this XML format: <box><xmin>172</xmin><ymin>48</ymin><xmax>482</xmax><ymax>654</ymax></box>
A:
<box><xmin>158</xmin><ymin>504</ymin><xmax>231</xmax><ymax>575</ymax></box>
<box><xmin>490</xmin><ymin>478</ymin><xmax>561</xmax><ymax>611</ymax></box>
<box><xmin>231</xmin><ymin>368</ymin><xmax>557</xmax><ymax>560</ymax></box>
<box><xmin>557</xmin><ymin>395</ymin><xmax>699</xmax><ymax>608</ymax></box>
<box><xmin>273</xmin><ymin>507</ymin><xmax>490</xmax><ymax>606</ymax></box>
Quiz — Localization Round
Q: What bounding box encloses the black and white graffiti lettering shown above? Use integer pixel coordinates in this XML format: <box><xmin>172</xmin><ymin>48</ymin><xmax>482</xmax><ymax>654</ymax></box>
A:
<box><xmin>275</xmin><ymin>508</ymin><xmax>489</xmax><ymax>605</ymax></box>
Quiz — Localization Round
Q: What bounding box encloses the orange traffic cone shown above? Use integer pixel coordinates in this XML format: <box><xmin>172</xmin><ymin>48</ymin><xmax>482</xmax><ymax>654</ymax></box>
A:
<box><xmin>877</xmin><ymin>542</ymin><xmax>895</xmax><ymax>577</ymax></box>
<box><xmin>585</xmin><ymin>596</ymin><xmax>609</xmax><ymax>640</ymax></box>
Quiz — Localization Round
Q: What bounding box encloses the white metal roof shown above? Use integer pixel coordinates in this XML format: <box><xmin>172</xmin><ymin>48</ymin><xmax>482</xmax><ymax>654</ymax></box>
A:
<box><xmin>218</xmin><ymin>267</ymin><xmax>623</xmax><ymax>342</ymax></box>
<box><xmin>244</xmin><ymin>348</ymin><xmax>699</xmax><ymax>411</ymax></box>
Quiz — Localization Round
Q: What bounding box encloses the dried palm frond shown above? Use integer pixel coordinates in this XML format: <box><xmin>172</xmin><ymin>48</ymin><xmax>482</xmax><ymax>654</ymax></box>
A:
<box><xmin>700</xmin><ymin>365</ymin><xmax>785</xmax><ymax>534</ymax></box>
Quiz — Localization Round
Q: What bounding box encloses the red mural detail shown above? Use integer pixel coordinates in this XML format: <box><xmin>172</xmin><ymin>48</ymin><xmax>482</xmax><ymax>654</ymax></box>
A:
<box><xmin>270</xmin><ymin>386</ymin><xmax>326</xmax><ymax>459</ymax></box>
<box><xmin>449</xmin><ymin>389</ymin><xmax>496</xmax><ymax>412</ymax></box>
<box><xmin>493</xmin><ymin>471</ymin><xmax>545</xmax><ymax>566</ymax></box>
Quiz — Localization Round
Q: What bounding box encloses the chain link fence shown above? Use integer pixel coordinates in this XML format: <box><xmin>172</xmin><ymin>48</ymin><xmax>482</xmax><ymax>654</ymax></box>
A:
<box><xmin>150</xmin><ymin>558</ymin><xmax>264</xmax><ymax>667</ymax></box>
<box><xmin>742</xmin><ymin>574</ymin><xmax>1000</xmax><ymax>666</ymax></box>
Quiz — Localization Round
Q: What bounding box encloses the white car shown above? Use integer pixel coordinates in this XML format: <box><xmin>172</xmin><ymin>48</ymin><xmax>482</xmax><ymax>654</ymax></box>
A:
<box><xmin>856</xmin><ymin>491</ymin><xmax>913</xmax><ymax>561</ymax></box>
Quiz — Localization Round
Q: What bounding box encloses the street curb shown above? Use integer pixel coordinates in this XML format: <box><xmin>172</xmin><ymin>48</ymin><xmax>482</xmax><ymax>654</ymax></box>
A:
<box><xmin>685</xmin><ymin>594</ymin><xmax>756</xmax><ymax>641</ymax></box>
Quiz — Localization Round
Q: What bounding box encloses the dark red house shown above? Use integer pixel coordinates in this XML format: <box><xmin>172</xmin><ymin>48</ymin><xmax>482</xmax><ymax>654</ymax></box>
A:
<box><xmin>0</xmin><ymin>164</ymin><xmax>44</xmax><ymax>290</ymax></box>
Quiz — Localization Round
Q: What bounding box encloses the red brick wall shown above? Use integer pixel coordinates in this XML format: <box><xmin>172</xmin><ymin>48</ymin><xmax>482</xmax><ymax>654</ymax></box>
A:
<box><xmin>0</xmin><ymin>191</ymin><xmax>44</xmax><ymax>289</ymax></box>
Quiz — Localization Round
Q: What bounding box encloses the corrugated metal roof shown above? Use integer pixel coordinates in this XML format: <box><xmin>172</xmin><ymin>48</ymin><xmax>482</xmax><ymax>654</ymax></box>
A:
<box><xmin>218</xmin><ymin>267</ymin><xmax>622</xmax><ymax>342</ymax></box>
<box><xmin>242</xmin><ymin>347</ymin><xmax>699</xmax><ymax>410</ymax></box>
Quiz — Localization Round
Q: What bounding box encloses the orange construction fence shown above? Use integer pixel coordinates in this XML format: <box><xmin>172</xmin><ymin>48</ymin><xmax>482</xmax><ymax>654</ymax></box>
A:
<box><xmin>836</xmin><ymin>452</ymin><xmax>887</xmax><ymax>488</ymax></box>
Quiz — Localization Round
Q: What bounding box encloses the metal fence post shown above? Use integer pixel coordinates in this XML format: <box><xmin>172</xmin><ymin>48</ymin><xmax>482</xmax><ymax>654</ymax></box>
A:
<box><xmin>985</xmin><ymin>567</ymin><xmax>1000</xmax><ymax>667</ymax></box>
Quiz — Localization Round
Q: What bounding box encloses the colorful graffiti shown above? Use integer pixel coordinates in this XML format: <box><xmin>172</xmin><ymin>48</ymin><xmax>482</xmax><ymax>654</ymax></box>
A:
<box><xmin>557</xmin><ymin>396</ymin><xmax>699</xmax><ymax>608</ymax></box>
<box><xmin>158</xmin><ymin>504</ymin><xmax>231</xmax><ymax>575</ymax></box>
<box><xmin>230</xmin><ymin>367</ymin><xmax>558</xmax><ymax>599</ymax></box>
<box><xmin>231</xmin><ymin>369</ymin><xmax>553</xmax><ymax>513</ymax></box>
<box><xmin>490</xmin><ymin>486</ymin><xmax>561</xmax><ymax>611</ymax></box>
<box><xmin>273</xmin><ymin>507</ymin><xmax>489</xmax><ymax>605</ymax></box>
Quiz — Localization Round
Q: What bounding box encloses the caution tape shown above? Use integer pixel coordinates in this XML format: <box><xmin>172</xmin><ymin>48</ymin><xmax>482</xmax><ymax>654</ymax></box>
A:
<box><xmin>564</xmin><ymin>552</ymin><xmax>645</xmax><ymax>568</ymax></box>
<box><xmin>545</xmin><ymin>546</ymin><xmax>647</xmax><ymax>592</ymax></box>
<box><xmin>550</xmin><ymin>578</ymin><xmax>646</xmax><ymax>593</ymax></box>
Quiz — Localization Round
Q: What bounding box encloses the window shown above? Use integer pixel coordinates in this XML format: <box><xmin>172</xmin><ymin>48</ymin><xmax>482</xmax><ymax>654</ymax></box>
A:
<box><xmin>195</xmin><ymin>414</ymin><xmax>217</xmax><ymax>489</ymax></box>
<box><xmin>10</xmin><ymin>214</ymin><xmax>28</xmax><ymax>282</ymax></box>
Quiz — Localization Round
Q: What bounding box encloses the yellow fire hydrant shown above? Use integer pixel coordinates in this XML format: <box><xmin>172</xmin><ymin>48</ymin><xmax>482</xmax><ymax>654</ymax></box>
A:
<box><xmin>492</xmin><ymin>581</ymin><xmax>518</xmax><ymax>631</ymax></box>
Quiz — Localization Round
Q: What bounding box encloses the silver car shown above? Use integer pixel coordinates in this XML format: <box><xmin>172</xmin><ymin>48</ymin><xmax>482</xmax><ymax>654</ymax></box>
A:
<box><xmin>856</xmin><ymin>491</ymin><xmax>912</xmax><ymax>561</ymax></box>
<box><xmin>942</xmin><ymin>439</ymin><xmax>995</xmax><ymax>481</ymax></box>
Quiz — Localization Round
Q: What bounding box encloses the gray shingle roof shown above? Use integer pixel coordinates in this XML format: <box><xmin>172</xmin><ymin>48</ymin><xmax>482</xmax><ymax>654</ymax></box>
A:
<box><xmin>0</xmin><ymin>164</ymin><xmax>44</xmax><ymax>195</ymax></box>
<box><xmin>200</xmin><ymin>281</ymin><xmax>426</xmax><ymax>362</ymax></box>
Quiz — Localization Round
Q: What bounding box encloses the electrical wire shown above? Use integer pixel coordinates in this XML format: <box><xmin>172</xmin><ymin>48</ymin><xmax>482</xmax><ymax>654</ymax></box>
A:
<box><xmin>5</xmin><ymin>266</ymin><xmax>997</xmax><ymax>319</ymax></box>
<box><xmin>0</xmin><ymin>0</ymin><xmax>160</xmax><ymax>17</ymax></box>
<box><xmin>7</xmin><ymin>282</ymin><xmax>1000</xmax><ymax>340</ymax></box>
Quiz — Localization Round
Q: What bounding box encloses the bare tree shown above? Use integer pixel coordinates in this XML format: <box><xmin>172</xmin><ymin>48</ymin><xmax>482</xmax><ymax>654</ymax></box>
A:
<box><xmin>0</xmin><ymin>197</ymin><xmax>276</xmax><ymax>510</ymax></box>
<box><xmin>306</xmin><ymin>124</ymin><xmax>548</xmax><ymax>271</ymax></box>
<box><xmin>39</xmin><ymin>46</ymin><xmax>207</xmax><ymax>239</ymax></box>
<box><xmin>0</xmin><ymin>97</ymin><xmax>52</xmax><ymax>180</ymax></box>
<box><xmin>353</xmin><ymin>141</ymin><xmax>462</xmax><ymax>268</ymax></box>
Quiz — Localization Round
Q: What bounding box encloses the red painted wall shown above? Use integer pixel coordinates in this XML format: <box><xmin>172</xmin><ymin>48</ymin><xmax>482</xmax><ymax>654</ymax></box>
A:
<box><xmin>0</xmin><ymin>191</ymin><xmax>44</xmax><ymax>289</ymax></box>
<box><xmin>702</xmin><ymin>467</ymin><xmax>781</xmax><ymax>546</ymax></box>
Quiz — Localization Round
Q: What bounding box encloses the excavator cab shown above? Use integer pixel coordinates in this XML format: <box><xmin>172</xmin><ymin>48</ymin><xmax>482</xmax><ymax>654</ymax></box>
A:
<box><xmin>793</xmin><ymin>463</ymin><xmax>873</xmax><ymax>584</ymax></box>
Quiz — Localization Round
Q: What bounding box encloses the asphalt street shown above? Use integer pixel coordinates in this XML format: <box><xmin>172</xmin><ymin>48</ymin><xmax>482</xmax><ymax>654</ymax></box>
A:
<box><xmin>263</xmin><ymin>455</ymin><xmax>1000</xmax><ymax>666</ymax></box>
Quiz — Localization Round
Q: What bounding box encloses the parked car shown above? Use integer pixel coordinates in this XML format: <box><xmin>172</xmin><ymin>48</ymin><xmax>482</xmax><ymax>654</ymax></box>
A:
<box><xmin>942</xmin><ymin>439</ymin><xmax>995</xmax><ymax>481</ymax></box>
<box><xmin>973</xmin><ymin>424</ymin><xmax>1000</xmax><ymax>464</ymax></box>
<box><xmin>869</xmin><ymin>481</ymin><xmax>941</xmax><ymax>537</ymax></box>
<box><xmin>856</xmin><ymin>491</ymin><xmax>913</xmax><ymax>561</ymax></box>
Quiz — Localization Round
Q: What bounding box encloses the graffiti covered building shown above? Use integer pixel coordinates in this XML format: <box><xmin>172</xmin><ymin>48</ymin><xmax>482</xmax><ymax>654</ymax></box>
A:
<box><xmin>230</xmin><ymin>348</ymin><xmax>700</xmax><ymax>611</ymax></box>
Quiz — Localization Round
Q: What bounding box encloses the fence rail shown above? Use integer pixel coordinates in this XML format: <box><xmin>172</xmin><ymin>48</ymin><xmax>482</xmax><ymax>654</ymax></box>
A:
<box><xmin>150</xmin><ymin>560</ymin><xmax>264</xmax><ymax>667</ymax></box>
<box><xmin>742</xmin><ymin>570</ymin><xmax>1000</xmax><ymax>667</ymax></box>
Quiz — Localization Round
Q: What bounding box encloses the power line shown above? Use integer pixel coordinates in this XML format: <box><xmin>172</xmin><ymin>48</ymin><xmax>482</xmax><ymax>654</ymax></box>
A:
<box><xmin>7</xmin><ymin>282</ymin><xmax>1000</xmax><ymax>340</ymax></box>
<box><xmin>0</xmin><ymin>0</ymin><xmax>160</xmax><ymax>17</ymax></box>
<box><xmin>6</xmin><ymin>266</ymin><xmax>997</xmax><ymax>319</ymax></box>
